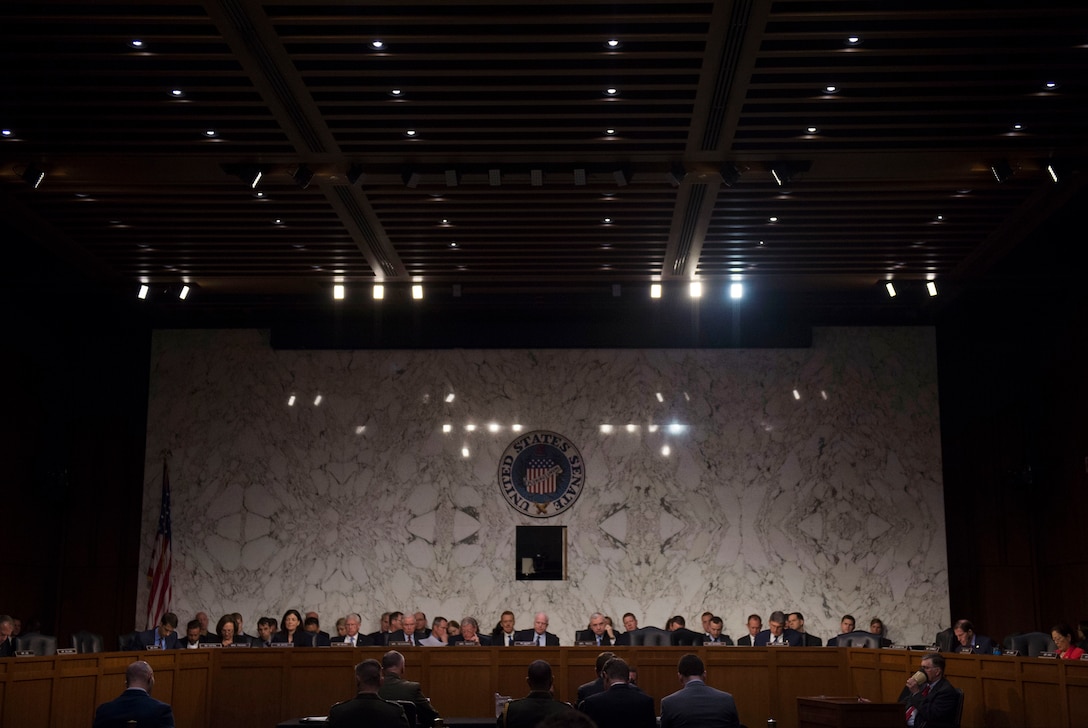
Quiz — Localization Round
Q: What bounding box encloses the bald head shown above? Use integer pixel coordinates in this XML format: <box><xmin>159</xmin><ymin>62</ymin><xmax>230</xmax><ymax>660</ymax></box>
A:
<box><xmin>125</xmin><ymin>661</ymin><xmax>155</xmax><ymax>691</ymax></box>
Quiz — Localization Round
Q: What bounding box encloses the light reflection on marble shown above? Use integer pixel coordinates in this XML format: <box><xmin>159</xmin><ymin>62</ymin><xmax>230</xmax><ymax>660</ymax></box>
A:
<box><xmin>140</xmin><ymin>327</ymin><xmax>947</xmax><ymax>644</ymax></box>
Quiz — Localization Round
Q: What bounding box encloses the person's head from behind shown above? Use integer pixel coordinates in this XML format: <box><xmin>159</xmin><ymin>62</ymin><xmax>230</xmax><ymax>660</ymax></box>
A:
<box><xmin>125</xmin><ymin>661</ymin><xmax>155</xmax><ymax>692</ymax></box>
<box><xmin>602</xmin><ymin>656</ymin><xmax>629</xmax><ymax>685</ymax></box>
<box><xmin>526</xmin><ymin>659</ymin><xmax>553</xmax><ymax>691</ymax></box>
<box><xmin>677</xmin><ymin>653</ymin><xmax>705</xmax><ymax>682</ymax></box>
<box><xmin>354</xmin><ymin>659</ymin><xmax>383</xmax><ymax>693</ymax></box>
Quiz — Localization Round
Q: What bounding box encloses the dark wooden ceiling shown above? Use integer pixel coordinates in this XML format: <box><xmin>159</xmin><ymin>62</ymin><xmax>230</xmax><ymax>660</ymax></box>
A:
<box><xmin>3</xmin><ymin>0</ymin><xmax>1087</xmax><ymax>324</ymax></box>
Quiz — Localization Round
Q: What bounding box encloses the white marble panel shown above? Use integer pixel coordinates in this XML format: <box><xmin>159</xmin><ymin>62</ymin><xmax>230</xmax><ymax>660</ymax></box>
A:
<box><xmin>139</xmin><ymin>327</ymin><xmax>948</xmax><ymax>645</ymax></box>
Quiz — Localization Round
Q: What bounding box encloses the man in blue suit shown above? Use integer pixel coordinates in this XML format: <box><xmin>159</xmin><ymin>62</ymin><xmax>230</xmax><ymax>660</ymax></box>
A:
<box><xmin>953</xmin><ymin>619</ymin><xmax>996</xmax><ymax>654</ymax></box>
<box><xmin>660</xmin><ymin>653</ymin><xmax>740</xmax><ymax>728</ymax></box>
<box><xmin>93</xmin><ymin>660</ymin><xmax>174</xmax><ymax>728</ymax></box>
<box><xmin>135</xmin><ymin>613</ymin><xmax>180</xmax><ymax>650</ymax></box>
<box><xmin>753</xmin><ymin>611</ymin><xmax>803</xmax><ymax>646</ymax></box>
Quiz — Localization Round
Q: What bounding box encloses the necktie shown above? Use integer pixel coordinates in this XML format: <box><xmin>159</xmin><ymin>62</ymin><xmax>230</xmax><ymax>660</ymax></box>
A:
<box><xmin>349</xmin><ymin>636</ymin><xmax>355</xmax><ymax>646</ymax></box>
<box><xmin>507</xmin><ymin>634</ymin><xmax>512</xmax><ymax>646</ymax></box>
<box><xmin>596</xmin><ymin>636</ymin><xmax>602</xmax><ymax>645</ymax></box>
<box><xmin>905</xmin><ymin>683</ymin><xmax>930</xmax><ymax>723</ymax></box>
<box><xmin>537</xmin><ymin>634</ymin><xmax>543</xmax><ymax>646</ymax></box>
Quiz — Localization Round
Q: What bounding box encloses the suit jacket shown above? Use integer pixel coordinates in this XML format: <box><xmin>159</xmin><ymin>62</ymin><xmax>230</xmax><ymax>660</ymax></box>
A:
<box><xmin>449</xmin><ymin>634</ymin><xmax>493</xmax><ymax>646</ymax></box>
<box><xmin>513</xmin><ymin>629</ymin><xmax>560</xmax><ymax>646</ymax></box>
<box><xmin>898</xmin><ymin>678</ymin><xmax>959</xmax><ymax>728</ymax></box>
<box><xmin>660</xmin><ymin>679</ymin><xmax>740</xmax><ymax>728</ymax></box>
<box><xmin>0</xmin><ymin>636</ymin><xmax>16</xmax><ymax>657</ymax></box>
<box><xmin>704</xmin><ymin>634</ymin><xmax>734</xmax><ymax>645</ymax></box>
<box><xmin>493</xmin><ymin>629</ymin><xmax>518</xmax><ymax>646</ymax></box>
<box><xmin>331</xmin><ymin>633</ymin><xmax>375</xmax><ymax>647</ymax></box>
<box><xmin>614</xmin><ymin>631</ymin><xmax>631</xmax><ymax>646</ymax></box>
<box><xmin>578</xmin><ymin>683</ymin><xmax>655</xmax><ymax>728</ymax></box>
<box><xmin>737</xmin><ymin>635</ymin><xmax>757</xmax><ymax>646</ymax></box>
<box><xmin>754</xmin><ymin>628</ymin><xmax>803</xmax><ymax>647</ymax></box>
<box><xmin>271</xmin><ymin>629</ymin><xmax>313</xmax><ymax>646</ymax></box>
<box><xmin>309</xmin><ymin>630</ymin><xmax>332</xmax><ymax>647</ymax></box>
<box><xmin>379</xmin><ymin>672</ymin><xmax>440</xmax><ymax>726</ymax></box>
<box><xmin>93</xmin><ymin>688</ymin><xmax>175</xmax><ymax>728</ymax></box>
<box><xmin>577</xmin><ymin>677</ymin><xmax>606</xmax><ymax>703</ymax></box>
<box><xmin>134</xmin><ymin>628</ymin><xmax>180</xmax><ymax>651</ymax></box>
<box><xmin>328</xmin><ymin>692</ymin><xmax>410</xmax><ymax>728</ymax></box>
<box><xmin>388</xmin><ymin>629</ymin><xmax>422</xmax><ymax>646</ymax></box>
<box><xmin>800</xmin><ymin>633</ymin><xmax>823</xmax><ymax>647</ymax></box>
<box><xmin>573</xmin><ymin>630</ymin><xmax>613</xmax><ymax>646</ymax></box>
<box><xmin>961</xmin><ymin>634</ymin><xmax>996</xmax><ymax>654</ymax></box>
<box><xmin>499</xmin><ymin>690</ymin><xmax>574</xmax><ymax>728</ymax></box>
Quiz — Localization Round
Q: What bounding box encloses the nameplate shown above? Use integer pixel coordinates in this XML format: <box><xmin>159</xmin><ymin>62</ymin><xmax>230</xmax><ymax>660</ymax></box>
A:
<box><xmin>925</xmin><ymin>645</ymin><xmax>939</xmax><ymax>651</ymax></box>
<box><xmin>574</xmin><ymin>641</ymin><xmax>595</xmax><ymax>647</ymax></box>
<box><xmin>15</xmin><ymin>650</ymin><xmax>35</xmax><ymax>657</ymax></box>
<box><xmin>1003</xmin><ymin>650</ymin><xmax>1021</xmax><ymax>656</ymax></box>
<box><xmin>514</xmin><ymin>641</ymin><xmax>536</xmax><ymax>646</ymax></box>
<box><xmin>199</xmin><ymin>643</ymin><xmax>223</xmax><ymax>648</ymax></box>
<box><xmin>56</xmin><ymin>648</ymin><xmax>77</xmax><ymax>655</ymax></box>
<box><xmin>229</xmin><ymin>642</ymin><xmax>251</xmax><ymax>647</ymax></box>
<box><xmin>768</xmin><ymin>642</ymin><xmax>789</xmax><ymax>646</ymax></box>
<box><xmin>388</xmin><ymin>640</ymin><xmax>412</xmax><ymax>646</ymax></box>
<box><xmin>270</xmin><ymin>642</ymin><xmax>295</xmax><ymax>648</ymax></box>
<box><xmin>705</xmin><ymin>641</ymin><xmax>730</xmax><ymax>647</ymax></box>
<box><xmin>1080</xmin><ymin>654</ymin><xmax>1088</xmax><ymax>661</ymax></box>
<box><xmin>331</xmin><ymin>641</ymin><xmax>354</xmax><ymax>647</ymax></box>
<box><xmin>1038</xmin><ymin>651</ymin><xmax>1057</xmax><ymax>659</ymax></box>
<box><xmin>455</xmin><ymin>642</ymin><xmax>481</xmax><ymax>646</ymax></box>
<box><xmin>144</xmin><ymin>645</ymin><xmax>163</xmax><ymax>650</ymax></box>
<box><xmin>957</xmin><ymin>647</ymin><xmax>973</xmax><ymax>654</ymax></box>
<box><xmin>888</xmin><ymin>644</ymin><xmax>908</xmax><ymax>649</ymax></box>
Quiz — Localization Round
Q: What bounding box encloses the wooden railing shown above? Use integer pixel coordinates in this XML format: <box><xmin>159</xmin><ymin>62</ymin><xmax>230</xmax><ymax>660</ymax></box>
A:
<box><xmin>1</xmin><ymin>646</ymin><xmax>1084</xmax><ymax>728</ymax></box>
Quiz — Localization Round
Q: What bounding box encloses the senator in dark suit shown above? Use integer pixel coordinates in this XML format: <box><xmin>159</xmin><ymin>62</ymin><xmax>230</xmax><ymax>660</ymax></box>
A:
<box><xmin>134</xmin><ymin>613</ymin><xmax>180</xmax><ymax>651</ymax></box>
<box><xmin>378</xmin><ymin>650</ymin><xmax>440</xmax><ymax>726</ymax></box>
<box><xmin>331</xmin><ymin>613</ymin><xmax>375</xmax><ymax>646</ymax></box>
<box><xmin>753</xmin><ymin>611</ymin><xmax>803</xmax><ymax>646</ymax></box>
<box><xmin>499</xmin><ymin>659</ymin><xmax>575</xmax><ymax>728</ymax></box>
<box><xmin>329</xmin><ymin>659</ymin><xmax>409</xmax><ymax>728</ymax></box>
<box><xmin>448</xmin><ymin>616</ymin><xmax>492</xmax><ymax>645</ymax></box>
<box><xmin>660</xmin><ymin>654</ymin><xmax>740</xmax><ymax>728</ymax></box>
<box><xmin>577</xmin><ymin>657</ymin><xmax>655</xmax><ymax>728</ymax></box>
<box><xmin>898</xmin><ymin>653</ymin><xmax>959</xmax><ymax>728</ymax></box>
<box><xmin>515</xmin><ymin>613</ymin><xmax>561</xmax><ymax>646</ymax></box>
<box><xmin>953</xmin><ymin>619</ymin><xmax>995</xmax><ymax>654</ymax></box>
<box><xmin>574</xmin><ymin>612</ymin><xmax>614</xmax><ymax>646</ymax></box>
<box><xmin>93</xmin><ymin>661</ymin><xmax>174</xmax><ymax>728</ymax></box>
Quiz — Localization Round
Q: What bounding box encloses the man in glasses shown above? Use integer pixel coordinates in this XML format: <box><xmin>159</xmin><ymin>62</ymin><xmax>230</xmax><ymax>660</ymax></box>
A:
<box><xmin>899</xmin><ymin>652</ymin><xmax>958</xmax><ymax>727</ymax></box>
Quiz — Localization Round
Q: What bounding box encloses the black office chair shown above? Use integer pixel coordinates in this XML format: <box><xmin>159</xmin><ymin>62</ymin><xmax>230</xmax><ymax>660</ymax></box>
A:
<box><xmin>72</xmin><ymin>630</ymin><xmax>104</xmax><ymax>653</ymax></box>
<box><xmin>628</xmin><ymin>627</ymin><xmax>670</xmax><ymax>646</ymax></box>
<box><xmin>953</xmin><ymin>687</ymin><xmax>965</xmax><ymax>727</ymax></box>
<box><xmin>391</xmin><ymin>700</ymin><xmax>418</xmax><ymax>726</ymax></box>
<box><xmin>838</xmin><ymin>631</ymin><xmax>881</xmax><ymax>648</ymax></box>
<box><xmin>16</xmin><ymin>634</ymin><xmax>57</xmax><ymax>655</ymax></box>
<box><xmin>670</xmin><ymin>628</ymin><xmax>705</xmax><ymax>647</ymax></box>
<box><xmin>118</xmin><ymin>631</ymin><xmax>142</xmax><ymax>651</ymax></box>
<box><xmin>1006</xmin><ymin>632</ymin><xmax>1055</xmax><ymax>657</ymax></box>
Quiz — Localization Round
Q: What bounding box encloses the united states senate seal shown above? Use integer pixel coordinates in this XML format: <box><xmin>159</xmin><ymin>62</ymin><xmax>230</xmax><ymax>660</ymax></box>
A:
<box><xmin>498</xmin><ymin>430</ymin><xmax>585</xmax><ymax>518</ymax></box>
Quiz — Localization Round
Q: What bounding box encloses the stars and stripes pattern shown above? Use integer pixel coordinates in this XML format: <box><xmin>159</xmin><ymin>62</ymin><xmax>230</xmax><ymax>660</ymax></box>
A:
<box><xmin>526</xmin><ymin>457</ymin><xmax>558</xmax><ymax>494</ymax></box>
<box><xmin>145</xmin><ymin>456</ymin><xmax>173</xmax><ymax>629</ymax></box>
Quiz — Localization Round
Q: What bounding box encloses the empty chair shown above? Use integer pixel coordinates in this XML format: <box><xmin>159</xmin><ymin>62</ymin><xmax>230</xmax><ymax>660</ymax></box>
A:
<box><xmin>16</xmin><ymin>634</ymin><xmax>58</xmax><ymax>656</ymax></box>
<box><xmin>837</xmin><ymin>631</ymin><xmax>882</xmax><ymax>648</ymax></box>
<box><xmin>118</xmin><ymin>631</ymin><xmax>142</xmax><ymax>652</ymax></box>
<box><xmin>953</xmin><ymin>688</ymin><xmax>965</xmax><ymax>727</ymax></box>
<box><xmin>72</xmin><ymin>630</ymin><xmax>104</xmax><ymax>653</ymax></box>
<box><xmin>629</xmin><ymin>627</ymin><xmax>671</xmax><ymax>646</ymax></box>
<box><xmin>391</xmin><ymin>700</ymin><xmax>417</xmax><ymax>726</ymax></box>
<box><xmin>1006</xmin><ymin>632</ymin><xmax>1055</xmax><ymax>657</ymax></box>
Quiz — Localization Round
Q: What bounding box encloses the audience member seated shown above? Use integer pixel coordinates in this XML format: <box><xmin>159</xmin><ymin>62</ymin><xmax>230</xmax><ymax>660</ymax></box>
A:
<box><xmin>826</xmin><ymin>615</ymin><xmax>856</xmax><ymax>647</ymax></box>
<box><xmin>952</xmin><ymin>619</ymin><xmax>994</xmax><ymax>654</ymax></box>
<box><xmin>378</xmin><ymin>649</ymin><xmax>441</xmax><ymax>726</ymax></box>
<box><xmin>1051</xmin><ymin>624</ymin><xmax>1085</xmax><ymax>660</ymax></box>
<box><xmin>136</xmin><ymin>613</ymin><xmax>180</xmax><ymax>651</ymax></box>
<box><xmin>328</xmin><ymin>658</ymin><xmax>409</xmax><ymax>728</ymax></box>
<box><xmin>897</xmin><ymin>652</ymin><xmax>959</xmax><ymax>728</ymax></box>
<box><xmin>92</xmin><ymin>660</ymin><xmax>174</xmax><ymax>728</ymax></box>
<box><xmin>272</xmin><ymin>609</ymin><xmax>310</xmax><ymax>646</ymax></box>
<box><xmin>499</xmin><ymin>659</ymin><xmax>575</xmax><ymax>728</ymax></box>
<box><xmin>577</xmin><ymin>651</ymin><xmax>615</xmax><ymax>702</ymax></box>
<box><xmin>448</xmin><ymin>616</ymin><xmax>491</xmax><ymax>645</ymax></box>
<box><xmin>868</xmin><ymin>618</ymin><xmax>893</xmax><ymax>648</ymax></box>
<box><xmin>577</xmin><ymin>657</ymin><xmax>655</xmax><ymax>728</ymax></box>
<box><xmin>660</xmin><ymin>653</ymin><xmax>741</xmax><ymax>728</ymax></box>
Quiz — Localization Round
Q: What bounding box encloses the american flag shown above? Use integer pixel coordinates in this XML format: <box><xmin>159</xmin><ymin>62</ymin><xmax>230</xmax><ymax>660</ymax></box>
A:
<box><xmin>145</xmin><ymin>456</ymin><xmax>173</xmax><ymax>629</ymax></box>
<box><xmin>526</xmin><ymin>457</ymin><xmax>558</xmax><ymax>495</ymax></box>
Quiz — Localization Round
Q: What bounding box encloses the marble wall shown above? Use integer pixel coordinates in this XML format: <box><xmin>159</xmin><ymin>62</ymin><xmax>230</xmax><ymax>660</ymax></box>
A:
<box><xmin>139</xmin><ymin>327</ymin><xmax>948</xmax><ymax>645</ymax></box>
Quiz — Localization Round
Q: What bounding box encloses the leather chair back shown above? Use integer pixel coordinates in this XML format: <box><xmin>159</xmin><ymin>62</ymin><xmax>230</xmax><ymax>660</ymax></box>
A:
<box><xmin>629</xmin><ymin>627</ymin><xmax>670</xmax><ymax>646</ymax></box>
<box><xmin>1007</xmin><ymin>632</ymin><xmax>1055</xmax><ymax>657</ymax></box>
<box><xmin>72</xmin><ymin>630</ymin><xmax>104</xmax><ymax>653</ymax></box>
<box><xmin>392</xmin><ymin>700</ymin><xmax>418</xmax><ymax>726</ymax></box>
<box><xmin>118</xmin><ymin>631</ymin><xmax>142</xmax><ymax>651</ymax></box>
<box><xmin>16</xmin><ymin>634</ymin><xmax>58</xmax><ymax>656</ymax></box>
<box><xmin>838</xmin><ymin>631</ymin><xmax>881</xmax><ymax>648</ymax></box>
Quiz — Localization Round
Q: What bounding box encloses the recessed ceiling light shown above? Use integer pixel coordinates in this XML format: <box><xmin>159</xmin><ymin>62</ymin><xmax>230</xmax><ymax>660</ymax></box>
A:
<box><xmin>333</xmin><ymin>284</ymin><xmax>345</xmax><ymax>300</ymax></box>
<box><xmin>1010</xmin><ymin>123</ymin><xmax>1024</xmax><ymax>131</ymax></box>
<box><xmin>371</xmin><ymin>40</ymin><xmax>384</xmax><ymax>49</ymax></box>
<box><xmin>927</xmin><ymin>281</ymin><xmax>938</xmax><ymax>297</ymax></box>
<box><xmin>606</xmin><ymin>39</ymin><xmax>621</xmax><ymax>49</ymax></box>
<box><xmin>1</xmin><ymin>129</ymin><xmax>11</xmax><ymax>136</ymax></box>
<box><xmin>603</xmin><ymin>217</ymin><xmax>612</xmax><ymax>224</ymax></box>
<box><xmin>130</xmin><ymin>39</ymin><xmax>144</xmax><ymax>48</ymax></box>
<box><xmin>806</xmin><ymin>126</ymin><xmax>818</xmax><ymax>134</ymax></box>
<box><xmin>273</xmin><ymin>218</ymin><xmax>284</xmax><ymax>225</ymax></box>
<box><xmin>885</xmin><ymin>281</ymin><xmax>897</xmax><ymax>297</ymax></box>
<box><xmin>689</xmin><ymin>281</ymin><xmax>702</xmax><ymax>298</ymax></box>
<box><xmin>448</xmin><ymin>241</ymin><xmax>458</xmax><ymax>248</ymax></box>
<box><xmin>845</xmin><ymin>36</ymin><xmax>862</xmax><ymax>46</ymax></box>
<box><xmin>373</xmin><ymin>284</ymin><xmax>384</xmax><ymax>299</ymax></box>
<box><xmin>650</xmin><ymin>283</ymin><xmax>662</xmax><ymax>299</ymax></box>
<box><xmin>204</xmin><ymin>129</ymin><xmax>217</xmax><ymax>137</ymax></box>
<box><xmin>935</xmin><ymin>214</ymin><xmax>944</xmax><ymax>221</ymax></box>
<box><xmin>170</xmin><ymin>89</ymin><xmax>184</xmax><ymax>98</ymax></box>
<box><xmin>404</xmin><ymin>129</ymin><xmax>417</xmax><ymax>137</ymax></box>
<box><xmin>389</xmin><ymin>88</ymin><xmax>403</xmax><ymax>96</ymax></box>
<box><xmin>825</xmin><ymin>85</ymin><xmax>838</xmax><ymax>93</ymax></box>
<box><xmin>729</xmin><ymin>282</ymin><xmax>743</xmax><ymax>299</ymax></box>
<box><xmin>138</xmin><ymin>284</ymin><xmax>149</xmax><ymax>299</ymax></box>
<box><xmin>605</xmin><ymin>128</ymin><xmax>616</xmax><ymax>135</ymax></box>
<box><xmin>604</xmin><ymin>87</ymin><xmax>619</xmax><ymax>96</ymax></box>
<box><xmin>769</xmin><ymin>216</ymin><xmax>778</xmax><ymax>223</ymax></box>
<box><xmin>179</xmin><ymin>285</ymin><xmax>190</xmax><ymax>300</ymax></box>
<box><xmin>1044</xmin><ymin>81</ymin><xmax>1058</xmax><ymax>90</ymax></box>
<box><xmin>412</xmin><ymin>284</ymin><xmax>423</xmax><ymax>300</ymax></box>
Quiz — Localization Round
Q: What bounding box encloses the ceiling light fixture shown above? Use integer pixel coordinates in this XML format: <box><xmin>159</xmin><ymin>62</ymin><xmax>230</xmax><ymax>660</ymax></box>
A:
<box><xmin>650</xmin><ymin>283</ymin><xmax>662</xmax><ymax>299</ymax></box>
<box><xmin>1046</xmin><ymin>162</ymin><xmax>1060</xmax><ymax>183</ymax></box>
<box><xmin>606</xmin><ymin>39</ymin><xmax>621</xmax><ymax>49</ymax></box>
<box><xmin>729</xmin><ymin>282</ymin><xmax>743</xmax><ymax>299</ymax></box>
<box><xmin>845</xmin><ymin>36</ymin><xmax>862</xmax><ymax>46</ymax></box>
<box><xmin>130</xmin><ymin>39</ymin><xmax>144</xmax><ymax>48</ymax></box>
<box><xmin>444</xmin><ymin>169</ymin><xmax>460</xmax><ymax>187</ymax></box>
<box><xmin>604</xmin><ymin>87</ymin><xmax>619</xmax><ymax>96</ymax></box>
<box><xmin>179</xmin><ymin>285</ymin><xmax>190</xmax><ymax>300</ymax></box>
<box><xmin>720</xmin><ymin>162</ymin><xmax>744</xmax><ymax>187</ymax></box>
<box><xmin>990</xmin><ymin>160</ymin><xmax>1014</xmax><ymax>183</ymax></box>
<box><xmin>926</xmin><ymin>281</ymin><xmax>938</xmax><ymax>297</ymax></box>
<box><xmin>412</xmin><ymin>284</ymin><xmax>424</xmax><ymax>300</ymax></box>
<box><xmin>138</xmin><ymin>284</ymin><xmax>149</xmax><ymax>300</ymax></box>
<box><xmin>885</xmin><ymin>282</ymin><xmax>897</xmax><ymax>298</ymax></box>
<box><xmin>371</xmin><ymin>40</ymin><xmax>384</xmax><ymax>49</ymax></box>
<box><xmin>22</xmin><ymin>164</ymin><xmax>45</xmax><ymax>189</ymax></box>
<box><xmin>333</xmin><ymin>284</ymin><xmax>345</xmax><ymax>300</ymax></box>
<box><xmin>689</xmin><ymin>281</ymin><xmax>702</xmax><ymax>298</ymax></box>
<box><xmin>389</xmin><ymin>88</ymin><xmax>403</xmax><ymax>97</ymax></box>
<box><xmin>170</xmin><ymin>89</ymin><xmax>185</xmax><ymax>98</ymax></box>
<box><xmin>573</xmin><ymin>168</ymin><xmax>586</xmax><ymax>186</ymax></box>
<box><xmin>373</xmin><ymin>284</ymin><xmax>384</xmax><ymax>299</ymax></box>
<box><xmin>825</xmin><ymin>85</ymin><xmax>838</xmax><ymax>93</ymax></box>
<box><xmin>1</xmin><ymin>129</ymin><xmax>12</xmax><ymax>136</ymax></box>
<box><xmin>767</xmin><ymin>160</ymin><xmax>811</xmax><ymax>186</ymax></box>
